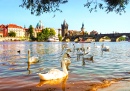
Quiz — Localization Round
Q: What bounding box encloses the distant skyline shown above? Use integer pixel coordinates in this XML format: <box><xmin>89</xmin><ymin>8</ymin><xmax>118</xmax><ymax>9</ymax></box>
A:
<box><xmin>0</xmin><ymin>0</ymin><xmax>130</xmax><ymax>34</ymax></box>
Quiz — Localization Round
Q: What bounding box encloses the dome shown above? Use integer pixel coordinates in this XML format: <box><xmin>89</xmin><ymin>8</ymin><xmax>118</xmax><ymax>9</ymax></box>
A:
<box><xmin>36</xmin><ymin>20</ymin><xmax>44</xmax><ymax>29</ymax></box>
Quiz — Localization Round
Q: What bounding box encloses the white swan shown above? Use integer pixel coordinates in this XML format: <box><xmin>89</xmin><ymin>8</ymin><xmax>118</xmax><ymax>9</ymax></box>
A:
<box><xmin>28</xmin><ymin>49</ymin><xmax>39</xmax><ymax>63</ymax></box>
<box><xmin>76</xmin><ymin>47</ymin><xmax>89</xmax><ymax>60</ymax></box>
<box><xmin>101</xmin><ymin>46</ymin><xmax>109</xmax><ymax>51</ymax></box>
<box><xmin>36</xmin><ymin>75</ymin><xmax>68</xmax><ymax>87</ymax></box>
<box><xmin>36</xmin><ymin>75</ymin><xmax>68</xmax><ymax>91</ymax></box>
<box><xmin>37</xmin><ymin>60</ymin><xmax>68</xmax><ymax>80</ymax></box>
<box><xmin>61</xmin><ymin>53</ymin><xmax>71</xmax><ymax>70</ymax></box>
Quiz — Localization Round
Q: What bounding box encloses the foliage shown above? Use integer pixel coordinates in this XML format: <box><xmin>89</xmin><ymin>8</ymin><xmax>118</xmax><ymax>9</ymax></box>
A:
<box><xmin>28</xmin><ymin>25</ymin><xmax>34</xmax><ymax>40</ymax></box>
<box><xmin>84</xmin><ymin>31</ymin><xmax>88</xmax><ymax>35</ymax></box>
<box><xmin>58</xmin><ymin>34</ymin><xmax>62</xmax><ymax>41</ymax></box>
<box><xmin>118</xmin><ymin>36</ymin><xmax>126</xmax><ymax>41</ymax></box>
<box><xmin>20</xmin><ymin>0</ymin><xmax>68</xmax><ymax>16</ymax></box>
<box><xmin>84</xmin><ymin>0</ymin><xmax>129</xmax><ymax>15</ymax></box>
<box><xmin>8</xmin><ymin>31</ymin><xmax>16</xmax><ymax>37</ymax></box>
<box><xmin>37</xmin><ymin>32</ymin><xmax>45</xmax><ymax>41</ymax></box>
<box><xmin>103</xmin><ymin>36</ymin><xmax>110</xmax><ymax>39</ymax></box>
<box><xmin>49</xmin><ymin>28</ymin><xmax>56</xmax><ymax>36</ymax></box>
<box><xmin>37</xmin><ymin>28</ymin><xmax>56</xmax><ymax>41</ymax></box>
<box><xmin>20</xmin><ymin>0</ymin><xmax>129</xmax><ymax>15</ymax></box>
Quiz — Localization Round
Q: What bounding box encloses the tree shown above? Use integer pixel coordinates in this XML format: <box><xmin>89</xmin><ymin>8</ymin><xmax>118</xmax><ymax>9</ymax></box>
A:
<box><xmin>28</xmin><ymin>25</ymin><xmax>34</xmax><ymax>40</ymax></box>
<box><xmin>49</xmin><ymin>28</ymin><xmax>56</xmax><ymax>36</ymax></box>
<box><xmin>58</xmin><ymin>34</ymin><xmax>62</xmax><ymax>41</ymax></box>
<box><xmin>118</xmin><ymin>36</ymin><xmax>126</xmax><ymax>41</ymax></box>
<box><xmin>84</xmin><ymin>0</ymin><xmax>129</xmax><ymax>15</ymax></box>
<box><xmin>20</xmin><ymin>0</ymin><xmax>129</xmax><ymax>16</ymax></box>
<box><xmin>8</xmin><ymin>31</ymin><xmax>16</xmax><ymax>37</ymax></box>
<box><xmin>37</xmin><ymin>28</ymin><xmax>56</xmax><ymax>41</ymax></box>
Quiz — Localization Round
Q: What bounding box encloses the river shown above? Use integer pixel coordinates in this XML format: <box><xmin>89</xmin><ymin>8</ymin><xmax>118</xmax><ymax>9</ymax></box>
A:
<box><xmin>0</xmin><ymin>41</ymin><xmax>130</xmax><ymax>90</ymax></box>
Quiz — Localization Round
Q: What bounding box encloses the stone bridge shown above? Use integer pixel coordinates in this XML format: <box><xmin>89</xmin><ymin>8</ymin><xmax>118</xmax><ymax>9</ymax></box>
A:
<box><xmin>63</xmin><ymin>33</ymin><xmax>130</xmax><ymax>42</ymax></box>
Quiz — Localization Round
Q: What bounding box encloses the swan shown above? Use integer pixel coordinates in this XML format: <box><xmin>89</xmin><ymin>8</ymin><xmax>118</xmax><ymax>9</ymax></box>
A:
<box><xmin>28</xmin><ymin>49</ymin><xmax>39</xmax><ymax>63</ymax></box>
<box><xmin>76</xmin><ymin>47</ymin><xmax>89</xmax><ymax>60</ymax></box>
<box><xmin>82</xmin><ymin>54</ymin><xmax>94</xmax><ymax>62</ymax></box>
<box><xmin>61</xmin><ymin>47</ymin><xmax>71</xmax><ymax>70</ymax></box>
<box><xmin>36</xmin><ymin>75</ymin><xmax>68</xmax><ymax>87</ymax></box>
<box><xmin>61</xmin><ymin>53</ymin><xmax>71</xmax><ymax>70</ymax></box>
<box><xmin>37</xmin><ymin>60</ymin><xmax>68</xmax><ymax>80</ymax></box>
<box><xmin>101</xmin><ymin>46</ymin><xmax>109</xmax><ymax>51</ymax></box>
<box><xmin>36</xmin><ymin>75</ymin><xmax>68</xmax><ymax>91</ymax></box>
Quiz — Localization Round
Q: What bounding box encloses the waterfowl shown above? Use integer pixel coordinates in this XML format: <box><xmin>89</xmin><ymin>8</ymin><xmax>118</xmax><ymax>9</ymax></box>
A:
<box><xmin>61</xmin><ymin>53</ymin><xmax>71</xmax><ymax>70</ymax></box>
<box><xmin>17</xmin><ymin>50</ymin><xmax>20</xmax><ymax>54</ymax></box>
<box><xmin>101</xmin><ymin>45</ymin><xmax>109</xmax><ymax>51</ymax></box>
<box><xmin>82</xmin><ymin>55</ymin><xmax>94</xmax><ymax>62</ymax></box>
<box><xmin>37</xmin><ymin>60</ymin><xmax>68</xmax><ymax>80</ymax></box>
<box><xmin>76</xmin><ymin>47</ymin><xmax>89</xmax><ymax>60</ymax></box>
<box><xmin>36</xmin><ymin>75</ymin><xmax>68</xmax><ymax>87</ymax></box>
<box><xmin>82</xmin><ymin>54</ymin><xmax>94</xmax><ymax>65</ymax></box>
<box><xmin>28</xmin><ymin>49</ymin><xmax>39</xmax><ymax>63</ymax></box>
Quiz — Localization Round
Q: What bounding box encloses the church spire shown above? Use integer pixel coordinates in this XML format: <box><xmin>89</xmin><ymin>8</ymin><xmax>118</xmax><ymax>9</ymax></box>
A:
<box><xmin>82</xmin><ymin>22</ymin><xmax>84</xmax><ymax>28</ymax></box>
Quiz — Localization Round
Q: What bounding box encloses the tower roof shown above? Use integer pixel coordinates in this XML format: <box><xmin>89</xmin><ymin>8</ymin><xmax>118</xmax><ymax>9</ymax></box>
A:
<box><xmin>36</xmin><ymin>20</ymin><xmax>44</xmax><ymax>29</ymax></box>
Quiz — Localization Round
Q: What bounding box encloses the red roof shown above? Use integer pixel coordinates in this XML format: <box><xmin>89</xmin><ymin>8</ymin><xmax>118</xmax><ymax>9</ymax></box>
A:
<box><xmin>7</xmin><ymin>24</ymin><xmax>23</xmax><ymax>29</ymax></box>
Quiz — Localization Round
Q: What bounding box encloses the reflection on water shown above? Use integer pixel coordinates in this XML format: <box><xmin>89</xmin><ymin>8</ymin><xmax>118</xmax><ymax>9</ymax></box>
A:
<box><xmin>0</xmin><ymin>41</ymin><xmax>130</xmax><ymax>87</ymax></box>
<box><xmin>36</xmin><ymin>76</ymin><xmax>68</xmax><ymax>91</ymax></box>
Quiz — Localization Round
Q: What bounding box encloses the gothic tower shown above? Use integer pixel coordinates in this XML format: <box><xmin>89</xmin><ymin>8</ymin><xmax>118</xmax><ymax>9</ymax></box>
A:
<box><xmin>61</xmin><ymin>20</ymin><xmax>68</xmax><ymax>37</ymax></box>
<box><xmin>81</xmin><ymin>23</ymin><xmax>85</xmax><ymax>35</ymax></box>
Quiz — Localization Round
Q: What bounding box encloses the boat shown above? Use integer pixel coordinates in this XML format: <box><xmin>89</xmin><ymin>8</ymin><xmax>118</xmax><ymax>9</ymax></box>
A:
<box><xmin>48</xmin><ymin>37</ymin><xmax>59</xmax><ymax>42</ymax></box>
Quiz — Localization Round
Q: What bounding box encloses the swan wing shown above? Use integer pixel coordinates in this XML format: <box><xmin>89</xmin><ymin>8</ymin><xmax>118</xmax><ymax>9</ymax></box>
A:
<box><xmin>38</xmin><ymin>69</ymin><xmax>66</xmax><ymax>80</ymax></box>
<box><xmin>29</xmin><ymin>56</ymin><xmax>39</xmax><ymax>63</ymax></box>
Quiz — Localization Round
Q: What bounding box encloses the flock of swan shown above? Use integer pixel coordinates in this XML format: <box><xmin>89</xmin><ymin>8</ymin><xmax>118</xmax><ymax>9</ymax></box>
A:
<box><xmin>26</xmin><ymin>43</ymin><xmax>110</xmax><ymax>81</ymax></box>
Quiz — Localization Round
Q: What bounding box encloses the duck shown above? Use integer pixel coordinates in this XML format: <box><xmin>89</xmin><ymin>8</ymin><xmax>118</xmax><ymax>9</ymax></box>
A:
<box><xmin>37</xmin><ymin>60</ymin><xmax>68</xmax><ymax>80</ymax></box>
<box><xmin>17</xmin><ymin>50</ymin><xmax>20</xmax><ymax>54</ymax></box>
<box><xmin>28</xmin><ymin>49</ymin><xmax>39</xmax><ymax>63</ymax></box>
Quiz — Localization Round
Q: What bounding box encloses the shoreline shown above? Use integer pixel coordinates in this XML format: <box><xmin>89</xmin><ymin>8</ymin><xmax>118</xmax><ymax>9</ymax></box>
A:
<box><xmin>0</xmin><ymin>73</ymin><xmax>129</xmax><ymax>91</ymax></box>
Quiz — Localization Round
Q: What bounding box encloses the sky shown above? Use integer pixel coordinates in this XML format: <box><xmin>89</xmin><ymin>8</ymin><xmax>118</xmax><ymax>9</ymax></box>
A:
<box><xmin>0</xmin><ymin>0</ymin><xmax>130</xmax><ymax>34</ymax></box>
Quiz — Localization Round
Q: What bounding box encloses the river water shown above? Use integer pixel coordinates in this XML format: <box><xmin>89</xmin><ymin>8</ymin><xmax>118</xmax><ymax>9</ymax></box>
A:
<box><xmin>0</xmin><ymin>41</ymin><xmax>130</xmax><ymax>90</ymax></box>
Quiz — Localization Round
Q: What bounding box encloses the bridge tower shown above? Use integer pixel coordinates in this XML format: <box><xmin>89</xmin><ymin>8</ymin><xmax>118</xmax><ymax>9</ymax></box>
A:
<box><xmin>81</xmin><ymin>23</ymin><xmax>85</xmax><ymax>35</ymax></box>
<box><xmin>61</xmin><ymin>20</ymin><xmax>68</xmax><ymax>37</ymax></box>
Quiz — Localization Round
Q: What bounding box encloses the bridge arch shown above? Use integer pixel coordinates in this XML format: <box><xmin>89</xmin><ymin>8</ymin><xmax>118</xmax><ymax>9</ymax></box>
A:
<box><xmin>98</xmin><ymin>36</ymin><xmax>111</xmax><ymax>42</ymax></box>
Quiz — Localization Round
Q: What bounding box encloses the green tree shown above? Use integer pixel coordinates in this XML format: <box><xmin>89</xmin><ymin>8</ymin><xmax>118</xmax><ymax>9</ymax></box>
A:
<box><xmin>58</xmin><ymin>34</ymin><xmax>62</xmax><ymax>41</ymax></box>
<box><xmin>118</xmin><ymin>36</ymin><xmax>126</xmax><ymax>41</ymax></box>
<box><xmin>8</xmin><ymin>31</ymin><xmax>16</xmax><ymax>37</ymax></box>
<box><xmin>28</xmin><ymin>25</ymin><xmax>34</xmax><ymax>40</ymax></box>
<box><xmin>37</xmin><ymin>32</ymin><xmax>45</xmax><ymax>41</ymax></box>
<box><xmin>49</xmin><ymin>28</ymin><xmax>56</xmax><ymax>36</ymax></box>
<box><xmin>20</xmin><ymin>0</ymin><xmax>129</xmax><ymax>16</ymax></box>
<box><xmin>37</xmin><ymin>28</ymin><xmax>56</xmax><ymax>41</ymax></box>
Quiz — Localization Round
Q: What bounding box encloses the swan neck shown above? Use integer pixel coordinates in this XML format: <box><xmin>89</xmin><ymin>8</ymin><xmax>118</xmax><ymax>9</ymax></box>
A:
<box><xmin>28</xmin><ymin>50</ymin><xmax>30</xmax><ymax>62</ymax></box>
<box><xmin>62</xmin><ymin>61</ymin><xmax>68</xmax><ymax>75</ymax></box>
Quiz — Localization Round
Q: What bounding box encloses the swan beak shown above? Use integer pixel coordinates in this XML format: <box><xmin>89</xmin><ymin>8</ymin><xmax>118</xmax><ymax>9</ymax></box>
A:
<box><xmin>66</xmin><ymin>53</ymin><xmax>71</xmax><ymax>58</ymax></box>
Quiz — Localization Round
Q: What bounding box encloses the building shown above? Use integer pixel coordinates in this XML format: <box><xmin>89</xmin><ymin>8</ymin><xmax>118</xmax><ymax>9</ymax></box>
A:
<box><xmin>0</xmin><ymin>24</ymin><xmax>8</xmax><ymax>37</ymax></box>
<box><xmin>7</xmin><ymin>24</ymin><xmax>25</xmax><ymax>37</ymax></box>
<box><xmin>61</xmin><ymin>20</ymin><xmax>68</xmax><ymax>37</ymax></box>
<box><xmin>35</xmin><ymin>20</ymin><xmax>44</xmax><ymax>33</ymax></box>
<box><xmin>81</xmin><ymin>23</ymin><xmax>85</xmax><ymax>35</ymax></box>
<box><xmin>90</xmin><ymin>30</ymin><xmax>98</xmax><ymax>35</ymax></box>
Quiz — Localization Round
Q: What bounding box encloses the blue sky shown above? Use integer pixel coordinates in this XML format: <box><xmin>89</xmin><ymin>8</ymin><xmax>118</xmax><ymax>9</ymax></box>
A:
<box><xmin>0</xmin><ymin>0</ymin><xmax>130</xmax><ymax>34</ymax></box>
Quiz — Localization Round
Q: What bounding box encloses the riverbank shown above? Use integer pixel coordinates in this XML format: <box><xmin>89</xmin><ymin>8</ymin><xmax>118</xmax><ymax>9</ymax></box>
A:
<box><xmin>0</xmin><ymin>73</ymin><xmax>130</xmax><ymax>91</ymax></box>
